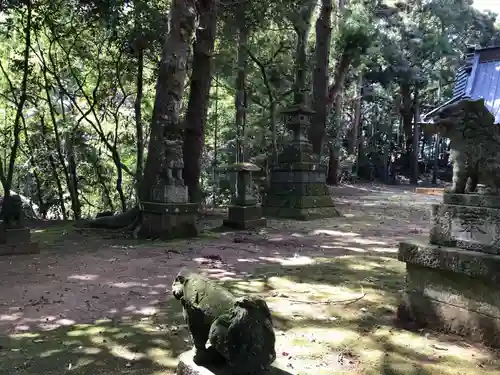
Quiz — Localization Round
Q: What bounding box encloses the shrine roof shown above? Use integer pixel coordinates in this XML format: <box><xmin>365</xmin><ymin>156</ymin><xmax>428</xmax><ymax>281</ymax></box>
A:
<box><xmin>422</xmin><ymin>45</ymin><xmax>500</xmax><ymax>124</ymax></box>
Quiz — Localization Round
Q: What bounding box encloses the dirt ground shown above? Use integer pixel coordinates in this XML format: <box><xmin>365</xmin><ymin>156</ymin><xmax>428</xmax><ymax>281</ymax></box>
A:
<box><xmin>0</xmin><ymin>183</ymin><xmax>498</xmax><ymax>375</ymax></box>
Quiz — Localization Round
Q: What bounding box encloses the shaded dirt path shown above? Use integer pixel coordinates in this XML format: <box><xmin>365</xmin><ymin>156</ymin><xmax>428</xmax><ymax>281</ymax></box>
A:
<box><xmin>0</xmin><ymin>183</ymin><xmax>439</xmax><ymax>334</ymax></box>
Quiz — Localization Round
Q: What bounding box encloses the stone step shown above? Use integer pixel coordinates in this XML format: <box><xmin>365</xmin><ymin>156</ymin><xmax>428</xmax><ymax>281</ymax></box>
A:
<box><xmin>443</xmin><ymin>192</ymin><xmax>500</xmax><ymax>208</ymax></box>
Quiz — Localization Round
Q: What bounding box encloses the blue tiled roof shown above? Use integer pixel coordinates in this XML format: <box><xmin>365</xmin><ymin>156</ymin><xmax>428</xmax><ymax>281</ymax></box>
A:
<box><xmin>423</xmin><ymin>46</ymin><xmax>500</xmax><ymax>124</ymax></box>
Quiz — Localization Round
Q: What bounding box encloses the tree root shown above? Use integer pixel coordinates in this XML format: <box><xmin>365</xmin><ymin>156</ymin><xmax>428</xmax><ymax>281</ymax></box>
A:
<box><xmin>78</xmin><ymin>206</ymin><xmax>140</xmax><ymax>230</ymax></box>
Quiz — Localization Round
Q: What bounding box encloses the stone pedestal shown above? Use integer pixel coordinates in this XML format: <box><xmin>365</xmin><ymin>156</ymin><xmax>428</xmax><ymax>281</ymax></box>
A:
<box><xmin>139</xmin><ymin>201</ymin><xmax>198</xmax><ymax>240</ymax></box>
<box><xmin>0</xmin><ymin>227</ymin><xmax>39</xmax><ymax>256</ymax></box>
<box><xmin>263</xmin><ymin>105</ymin><xmax>339</xmax><ymax>220</ymax></box>
<box><xmin>398</xmin><ymin>192</ymin><xmax>500</xmax><ymax>347</ymax></box>
<box><xmin>176</xmin><ymin>350</ymin><xmax>294</xmax><ymax>375</ymax></box>
<box><xmin>139</xmin><ymin>139</ymin><xmax>198</xmax><ymax>240</ymax></box>
<box><xmin>221</xmin><ymin>163</ymin><xmax>266</xmax><ymax>230</ymax></box>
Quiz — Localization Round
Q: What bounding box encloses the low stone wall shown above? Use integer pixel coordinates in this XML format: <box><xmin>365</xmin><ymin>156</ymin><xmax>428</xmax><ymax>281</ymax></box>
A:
<box><xmin>398</xmin><ymin>229</ymin><xmax>500</xmax><ymax>347</ymax></box>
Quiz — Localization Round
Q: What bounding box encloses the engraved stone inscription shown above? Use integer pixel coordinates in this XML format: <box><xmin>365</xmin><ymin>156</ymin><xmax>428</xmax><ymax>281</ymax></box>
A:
<box><xmin>451</xmin><ymin>209</ymin><xmax>500</xmax><ymax>252</ymax></box>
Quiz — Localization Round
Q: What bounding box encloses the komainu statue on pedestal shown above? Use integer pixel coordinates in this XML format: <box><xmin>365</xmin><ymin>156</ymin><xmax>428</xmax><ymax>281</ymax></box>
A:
<box><xmin>430</xmin><ymin>98</ymin><xmax>500</xmax><ymax>195</ymax></box>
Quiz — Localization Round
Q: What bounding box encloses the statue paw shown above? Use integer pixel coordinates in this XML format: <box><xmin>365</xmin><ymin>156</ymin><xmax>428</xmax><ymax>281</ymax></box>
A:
<box><xmin>193</xmin><ymin>346</ymin><xmax>225</xmax><ymax>366</ymax></box>
<box><xmin>444</xmin><ymin>187</ymin><xmax>465</xmax><ymax>194</ymax></box>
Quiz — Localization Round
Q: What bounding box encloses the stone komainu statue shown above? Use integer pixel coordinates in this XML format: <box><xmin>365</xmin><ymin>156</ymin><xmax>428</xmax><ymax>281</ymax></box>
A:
<box><xmin>0</xmin><ymin>195</ymin><xmax>22</xmax><ymax>228</ymax></box>
<box><xmin>172</xmin><ymin>270</ymin><xmax>276</xmax><ymax>375</ymax></box>
<box><xmin>158</xmin><ymin>139</ymin><xmax>184</xmax><ymax>185</ymax></box>
<box><xmin>430</xmin><ymin>98</ymin><xmax>500</xmax><ymax>195</ymax></box>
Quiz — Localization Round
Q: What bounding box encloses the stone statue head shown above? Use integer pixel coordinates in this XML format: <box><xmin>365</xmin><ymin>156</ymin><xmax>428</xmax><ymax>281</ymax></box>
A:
<box><xmin>430</xmin><ymin>98</ymin><xmax>494</xmax><ymax>139</ymax></box>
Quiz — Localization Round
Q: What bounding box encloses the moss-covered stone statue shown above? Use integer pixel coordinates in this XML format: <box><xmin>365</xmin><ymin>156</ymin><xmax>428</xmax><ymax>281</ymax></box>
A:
<box><xmin>429</xmin><ymin>98</ymin><xmax>500</xmax><ymax>194</ymax></box>
<box><xmin>172</xmin><ymin>270</ymin><xmax>276</xmax><ymax>374</ymax></box>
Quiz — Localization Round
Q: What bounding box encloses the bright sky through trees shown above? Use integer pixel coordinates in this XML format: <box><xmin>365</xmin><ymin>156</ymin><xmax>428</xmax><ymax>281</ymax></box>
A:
<box><xmin>473</xmin><ymin>0</ymin><xmax>499</xmax><ymax>15</ymax></box>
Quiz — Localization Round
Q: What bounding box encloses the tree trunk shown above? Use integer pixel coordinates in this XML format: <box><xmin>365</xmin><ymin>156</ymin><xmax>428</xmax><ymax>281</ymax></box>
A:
<box><xmin>310</xmin><ymin>0</ymin><xmax>333</xmax><ymax>155</ymax></box>
<box><xmin>183</xmin><ymin>0</ymin><xmax>219</xmax><ymax>203</ymax></box>
<box><xmin>291</xmin><ymin>0</ymin><xmax>316</xmax><ymax>105</ymax></box>
<box><xmin>0</xmin><ymin>0</ymin><xmax>32</xmax><ymax>197</ymax></box>
<box><xmin>234</xmin><ymin>8</ymin><xmax>249</xmax><ymax>163</ymax></box>
<box><xmin>400</xmin><ymin>82</ymin><xmax>413</xmax><ymax>153</ymax></box>
<box><xmin>65</xmin><ymin>133</ymin><xmax>81</xmax><ymax>219</ymax></box>
<box><xmin>140</xmin><ymin>0</ymin><xmax>197</xmax><ymax>202</ymax></box>
<box><xmin>40</xmin><ymin>117</ymin><xmax>67</xmax><ymax>219</ymax></box>
<box><xmin>60</xmin><ymin>97</ymin><xmax>81</xmax><ymax>220</ymax></box>
<box><xmin>411</xmin><ymin>86</ymin><xmax>420</xmax><ymax>185</ymax></box>
<box><xmin>348</xmin><ymin>75</ymin><xmax>362</xmax><ymax>155</ymax></box>
<box><xmin>326</xmin><ymin>92</ymin><xmax>343</xmax><ymax>185</ymax></box>
<box><xmin>134</xmin><ymin>43</ymin><xmax>145</xmax><ymax>196</ymax></box>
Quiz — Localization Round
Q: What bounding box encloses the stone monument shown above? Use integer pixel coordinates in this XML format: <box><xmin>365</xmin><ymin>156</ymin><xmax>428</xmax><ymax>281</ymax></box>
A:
<box><xmin>139</xmin><ymin>139</ymin><xmax>198</xmax><ymax>239</ymax></box>
<box><xmin>398</xmin><ymin>98</ymin><xmax>500</xmax><ymax>347</ymax></box>
<box><xmin>0</xmin><ymin>195</ymin><xmax>39</xmax><ymax>256</ymax></box>
<box><xmin>222</xmin><ymin>162</ymin><xmax>266</xmax><ymax>229</ymax></box>
<box><xmin>263</xmin><ymin>104</ymin><xmax>340</xmax><ymax>220</ymax></box>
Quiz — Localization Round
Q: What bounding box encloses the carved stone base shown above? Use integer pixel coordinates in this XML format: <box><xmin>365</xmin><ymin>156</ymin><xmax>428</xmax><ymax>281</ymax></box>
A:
<box><xmin>223</xmin><ymin>205</ymin><xmax>266</xmax><ymax>230</ymax></box>
<box><xmin>0</xmin><ymin>228</ymin><xmax>39</xmax><ymax>256</ymax></box>
<box><xmin>176</xmin><ymin>350</ymin><xmax>294</xmax><ymax>375</ymax></box>
<box><xmin>429</xmin><ymin>193</ymin><xmax>500</xmax><ymax>254</ymax></box>
<box><xmin>264</xmin><ymin>176</ymin><xmax>340</xmax><ymax>220</ymax></box>
<box><xmin>139</xmin><ymin>201</ymin><xmax>198</xmax><ymax>240</ymax></box>
<box><xmin>397</xmin><ymin>241</ymin><xmax>500</xmax><ymax>347</ymax></box>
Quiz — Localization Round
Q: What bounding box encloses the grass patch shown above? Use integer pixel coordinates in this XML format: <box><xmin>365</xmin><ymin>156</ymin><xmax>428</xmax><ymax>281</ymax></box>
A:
<box><xmin>30</xmin><ymin>222</ymin><xmax>76</xmax><ymax>247</ymax></box>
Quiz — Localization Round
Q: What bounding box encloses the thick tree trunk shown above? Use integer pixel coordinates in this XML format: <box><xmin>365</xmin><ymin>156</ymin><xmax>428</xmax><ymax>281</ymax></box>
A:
<box><xmin>183</xmin><ymin>0</ymin><xmax>219</xmax><ymax>203</ymax></box>
<box><xmin>140</xmin><ymin>0</ymin><xmax>197</xmax><ymax>201</ymax></box>
<box><xmin>310</xmin><ymin>0</ymin><xmax>333</xmax><ymax>156</ymax></box>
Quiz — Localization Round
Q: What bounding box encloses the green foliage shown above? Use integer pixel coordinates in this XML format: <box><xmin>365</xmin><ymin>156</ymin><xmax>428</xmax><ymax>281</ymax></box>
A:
<box><xmin>0</xmin><ymin>0</ymin><xmax>498</xmax><ymax>216</ymax></box>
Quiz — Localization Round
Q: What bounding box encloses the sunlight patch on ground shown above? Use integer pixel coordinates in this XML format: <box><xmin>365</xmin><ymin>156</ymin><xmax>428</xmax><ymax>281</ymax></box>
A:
<box><xmin>310</xmin><ymin>229</ymin><xmax>360</xmax><ymax>237</ymax></box>
<box><xmin>68</xmin><ymin>274</ymin><xmax>99</xmax><ymax>281</ymax></box>
<box><xmin>245</xmin><ymin>256</ymin><xmax>500</xmax><ymax>375</ymax></box>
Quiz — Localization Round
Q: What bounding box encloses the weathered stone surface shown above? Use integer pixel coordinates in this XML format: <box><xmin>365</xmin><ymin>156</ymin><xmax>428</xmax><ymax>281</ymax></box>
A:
<box><xmin>139</xmin><ymin>202</ymin><xmax>198</xmax><ymax>240</ymax></box>
<box><xmin>176</xmin><ymin>350</ymin><xmax>295</xmax><ymax>375</ymax></box>
<box><xmin>267</xmin><ymin>182</ymin><xmax>330</xmax><ymax>196</ymax></box>
<box><xmin>223</xmin><ymin>205</ymin><xmax>266</xmax><ymax>230</ymax></box>
<box><xmin>428</xmin><ymin>202</ymin><xmax>500</xmax><ymax>254</ymax></box>
<box><xmin>398</xmin><ymin>241</ymin><xmax>500</xmax><ymax>282</ymax></box>
<box><xmin>265</xmin><ymin>194</ymin><xmax>336</xmax><ymax>210</ymax></box>
<box><xmin>139</xmin><ymin>136</ymin><xmax>198</xmax><ymax>240</ymax></box>
<box><xmin>400</xmin><ymin>263</ymin><xmax>500</xmax><ymax>348</ymax></box>
<box><xmin>0</xmin><ymin>242</ymin><xmax>39</xmax><ymax>256</ymax></box>
<box><xmin>151</xmin><ymin>184</ymin><xmax>189</xmax><ymax>203</ymax></box>
<box><xmin>262</xmin><ymin>105</ymin><xmax>339</xmax><ymax>220</ymax></box>
<box><xmin>270</xmin><ymin>170</ymin><xmax>326</xmax><ymax>184</ymax></box>
<box><xmin>429</xmin><ymin>204</ymin><xmax>455</xmax><ymax>247</ymax></box>
<box><xmin>443</xmin><ymin>192</ymin><xmax>500</xmax><ymax>208</ymax></box>
<box><xmin>0</xmin><ymin>227</ymin><xmax>39</xmax><ymax>256</ymax></box>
